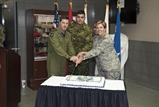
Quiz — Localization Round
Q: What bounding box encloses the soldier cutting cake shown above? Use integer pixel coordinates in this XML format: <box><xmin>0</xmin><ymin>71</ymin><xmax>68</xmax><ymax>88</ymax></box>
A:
<box><xmin>75</xmin><ymin>20</ymin><xmax>121</xmax><ymax>80</ymax></box>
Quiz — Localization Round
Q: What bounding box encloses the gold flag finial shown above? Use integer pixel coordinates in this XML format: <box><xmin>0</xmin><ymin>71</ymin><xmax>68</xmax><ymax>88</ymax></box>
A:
<box><xmin>69</xmin><ymin>1</ymin><xmax>72</xmax><ymax>7</ymax></box>
<box><xmin>117</xmin><ymin>3</ymin><xmax>120</xmax><ymax>8</ymax></box>
<box><xmin>84</xmin><ymin>3</ymin><xmax>87</xmax><ymax>8</ymax></box>
<box><xmin>54</xmin><ymin>1</ymin><xmax>59</xmax><ymax>10</ymax></box>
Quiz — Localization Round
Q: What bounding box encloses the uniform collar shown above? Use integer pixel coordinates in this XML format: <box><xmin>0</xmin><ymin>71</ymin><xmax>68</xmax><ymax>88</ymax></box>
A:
<box><xmin>61</xmin><ymin>31</ymin><xmax>66</xmax><ymax>37</ymax></box>
<box><xmin>96</xmin><ymin>33</ymin><xmax>107</xmax><ymax>40</ymax></box>
<box><xmin>57</xmin><ymin>27</ymin><xmax>66</xmax><ymax>37</ymax></box>
<box><xmin>70</xmin><ymin>22</ymin><xmax>86</xmax><ymax>30</ymax></box>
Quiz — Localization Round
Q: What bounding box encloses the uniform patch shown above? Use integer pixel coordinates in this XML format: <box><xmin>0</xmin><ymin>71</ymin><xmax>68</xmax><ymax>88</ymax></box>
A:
<box><xmin>50</xmin><ymin>32</ymin><xmax>54</xmax><ymax>38</ymax></box>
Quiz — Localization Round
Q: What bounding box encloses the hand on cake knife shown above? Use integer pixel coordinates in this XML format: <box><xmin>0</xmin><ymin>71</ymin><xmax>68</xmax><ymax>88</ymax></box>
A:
<box><xmin>75</xmin><ymin>54</ymin><xmax>84</xmax><ymax>67</ymax></box>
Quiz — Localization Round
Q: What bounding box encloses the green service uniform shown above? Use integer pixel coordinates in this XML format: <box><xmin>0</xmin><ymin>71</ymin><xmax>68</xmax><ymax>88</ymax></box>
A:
<box><xmin>47</xmin><ymin>27</ymin><xmax>75</xmax><ymax>77</ymax></box>
<box><xmin>67</xmin><ymin>22</ymin><xmax>93</xmax><ymax>75</ymax></box>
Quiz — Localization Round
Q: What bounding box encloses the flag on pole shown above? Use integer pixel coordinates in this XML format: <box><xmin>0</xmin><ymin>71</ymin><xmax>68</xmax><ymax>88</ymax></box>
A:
<box><xmin>68</xmin><ymin>1</ymin><xmax>73</xmax><ymax>23</ymax></box>
<box><xmin>104</xmin><ymin>4</ymin><xmax>109</xmax><ymax>34</ymax></box>
<box><xmin>84</xmin><ymin>3</ymin><xmax>88</xmax><ymax>24</ymax></box>
<box><xmin>66</xmin><ymin>1</ymin><xmax>73</xmax><ymax>75</ymax></box>
<box><xmin>114</xmin><ymin>3</ymin><xmax>121</xmax><ymax>61</ymax></box>
<box><xmin>53</xmin><ymin>2</ymin><xmax>59</xmax><ymax>28</ymax></box>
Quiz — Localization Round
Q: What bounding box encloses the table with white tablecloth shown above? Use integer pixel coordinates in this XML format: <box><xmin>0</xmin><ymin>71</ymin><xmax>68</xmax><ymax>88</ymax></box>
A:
<box><xmin>35</xmin><ymin>76</ymin><xmax>129</xmax><ymax>107</ymax></box>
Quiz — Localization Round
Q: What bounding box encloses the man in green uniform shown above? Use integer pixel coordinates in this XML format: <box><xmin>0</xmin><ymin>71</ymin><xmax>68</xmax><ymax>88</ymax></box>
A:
<box><xmin>47</xmin><ymin>16</ymin><xmax>78</xmax><ymax>77</ymax></box>
<box><xmin>67</xmin><ymin>10</ymin><xmax>93</xmax><ymax>75</ymax></box>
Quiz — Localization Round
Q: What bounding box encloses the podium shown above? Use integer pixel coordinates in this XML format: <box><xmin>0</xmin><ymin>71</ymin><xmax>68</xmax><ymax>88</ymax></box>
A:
<box><xmin>0</xmin><ymin>47</ymin><xmax>21</xmax><ymax>107</ymax></box>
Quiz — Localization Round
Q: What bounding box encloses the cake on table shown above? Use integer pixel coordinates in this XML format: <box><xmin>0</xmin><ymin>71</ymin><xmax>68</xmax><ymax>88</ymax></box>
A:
<box><xmin>60</xmin><ymin>75</ymin><xmax>105</xmax><ymax>88</ymax></box>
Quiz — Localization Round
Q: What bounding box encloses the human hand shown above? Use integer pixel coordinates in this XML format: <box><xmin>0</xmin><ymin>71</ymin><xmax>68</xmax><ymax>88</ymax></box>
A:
<box><xmin>75</xmin><ymin>56</ymin><xmax>83</xmax><ymax>67</ymax></box>
<box><xmin>77</xmin><ymin>52</ymin><xmax>87</xmax><ymax>58</ymax></box>
<box><xmin>70</xmin><ymin>56</ymin><xmax>78</xmax><ymax>62</ymax></box>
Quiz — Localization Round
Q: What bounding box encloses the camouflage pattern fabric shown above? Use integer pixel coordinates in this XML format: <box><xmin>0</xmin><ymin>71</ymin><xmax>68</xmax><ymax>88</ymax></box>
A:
<box><xmin>84</xmin><ymin>34</ymin><xmax>121</xmax><ymax>80</ymax></box>
<box><xmin>67</xmin><ymin>22</ymin><xmax>93</xmax><ymax>75</ymax></box>
<box><xmin>0</xmin><ymin>25</ymin><xmax>5</xmax><ymax>47</ymax></box>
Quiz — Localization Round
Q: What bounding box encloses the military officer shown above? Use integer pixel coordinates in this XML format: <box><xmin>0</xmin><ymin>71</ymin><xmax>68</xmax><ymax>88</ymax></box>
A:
<box><xmin>76</xmin><ymin>20</ymin><xmax>121</xmax><ymax>80</ymax></box>
<box><xmin>47</xmin><ymin>16</ymin><xmax>78</xmax><ymax>77</ymax></box>
<box><xmin>67</xmin><ymin>10</ymin><xmax>93</xmax><ymax>75</ymax></box>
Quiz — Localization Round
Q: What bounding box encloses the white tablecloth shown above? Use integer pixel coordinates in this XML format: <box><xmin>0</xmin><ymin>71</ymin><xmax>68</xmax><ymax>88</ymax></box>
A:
<box><xmin>41</xmin><ymin>76</ymin><xmax>125</xmax><ymax>91</ymax></box>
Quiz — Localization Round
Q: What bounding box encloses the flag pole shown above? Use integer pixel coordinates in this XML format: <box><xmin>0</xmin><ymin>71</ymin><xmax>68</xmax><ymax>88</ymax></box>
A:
<box><xmin>106</xmin><ymin>0</ymin><xmax>110</xmax><ymax>34</ymax></box>
<box><xmin>54</xmin><ymin>1</ymin><xmax>59</xmax><ymax>10</ymax></box>
<box><xmin>106</xmin><ymin>3</ymin><xmax>109</xmax><ymax>34</ymax></box>
<box><xmin>53</xmin><ymin>1</ymin><xmax>59</xmax><ymax>28</ymax></box>
<box><xmin>104</xmin><ymin>0</ymin><xmax>109</xmax><ymax>34</ymax></box>
<box><xmin>114</xmin><ymin>2</ymin><xmax>121</xmax><ymax>61</ymax></box>
<box><xmin>117</xmin><ymin>1</ymin><xmax>121</xmax><ymax>12</ymax></box>
<box><xmin>84</xmin><ymin>0</ymin><xmax>88</xmax><ymax>24</ymax></box>
<box><xmin>68</xmin><ymin>1</ymin><xmax>73</xmax><ymax>23</ymax></box>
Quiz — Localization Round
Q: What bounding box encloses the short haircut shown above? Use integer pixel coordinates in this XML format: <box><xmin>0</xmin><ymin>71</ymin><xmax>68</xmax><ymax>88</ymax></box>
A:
<box><xmin>94</xmin><ymin>21</ymin><xmax>98</xmax><ymax>28</ymax></box>
<box><xmin>76</xmin><ymin>10</ymin><xmax>85</xmax><ymax>16</ymax></box>
<box><xmin>96</xmin><ymin>20</ymin><xmax>107</xmax><ymax>28</ymax></box>
<box><xmin>59</xmin><ymin>16</ymin><xmax>69</xmax><ymax>22</ymax></box>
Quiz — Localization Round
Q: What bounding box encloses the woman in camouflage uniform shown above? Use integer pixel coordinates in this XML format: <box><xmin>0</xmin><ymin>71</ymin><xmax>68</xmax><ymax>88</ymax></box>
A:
<box><xmin>76</xmin><ymin>20</ymin><xmax>121</xmax><ymax>80</ymax></box>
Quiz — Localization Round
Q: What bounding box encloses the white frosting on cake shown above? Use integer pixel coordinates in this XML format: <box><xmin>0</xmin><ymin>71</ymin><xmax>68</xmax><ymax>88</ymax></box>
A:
<box><xmin>60</xmin><ymin>75</ymin><xmax>105</xmax><ymax>88</ymax></box>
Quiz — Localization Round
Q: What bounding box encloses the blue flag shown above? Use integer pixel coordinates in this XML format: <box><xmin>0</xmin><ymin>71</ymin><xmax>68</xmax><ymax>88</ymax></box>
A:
<box><xmin>53</xmin><ymin>2</ymin><xmax>59</xmax><ymax>28</ymax></box>
<box><xmin>114</xmin><ymin>6</ymin><xmax>121</xmax><ymax>61</ymax></box>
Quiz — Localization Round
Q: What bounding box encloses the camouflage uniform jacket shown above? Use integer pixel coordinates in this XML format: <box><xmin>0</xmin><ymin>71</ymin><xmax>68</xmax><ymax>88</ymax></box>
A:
<box><xmin>0</xmin><ymin>25</ymin><xmax>5</xmax><ymax>47</ymax></box>
<box><xmin>47</xmin><ymin>27</ymin><xmax>75</xmax><ymax>77</ymax></box>
<box><xmin>67</xmin><ymin>22</ymin><xmax>93</xmax><ymax>75</ymax></box>
<box><xmin>84</xmin><ymin>34</ymin><xmax>121</xmax><ymax>79</ymax></box>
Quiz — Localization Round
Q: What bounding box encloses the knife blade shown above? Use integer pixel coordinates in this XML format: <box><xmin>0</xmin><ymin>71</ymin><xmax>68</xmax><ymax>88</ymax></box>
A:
<box><xmin>68</xmin><ymin>66</ymin><xmax>76</xmax><ymax>80</ymax></box>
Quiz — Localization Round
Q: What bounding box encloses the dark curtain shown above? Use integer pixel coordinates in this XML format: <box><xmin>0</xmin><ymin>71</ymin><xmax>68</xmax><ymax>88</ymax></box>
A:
<box><xmin>35</xmin><ymin>86</ymin><xmax>129</xmax><ymax>107</ymax></box>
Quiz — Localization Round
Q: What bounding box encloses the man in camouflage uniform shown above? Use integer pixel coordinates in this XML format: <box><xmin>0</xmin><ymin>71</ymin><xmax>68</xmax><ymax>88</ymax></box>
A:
<box><xmin>67</xmin><ymin>10</ymin><xmax>93</xmax><ymax>75</ymax></box>
<box><xmin>47</xmin><ymin>16</ymin><xmax>78</xmax><ymax>77</ymax></box>
<box><xmin>0</xmin><ymin>24</ymin><xmax>5</xmax><ymax>47</ymax></box>
<box><xmin>76</xmin><ymin>20</ymin><xmax>121</xmax><ymax>80</ymax></box>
